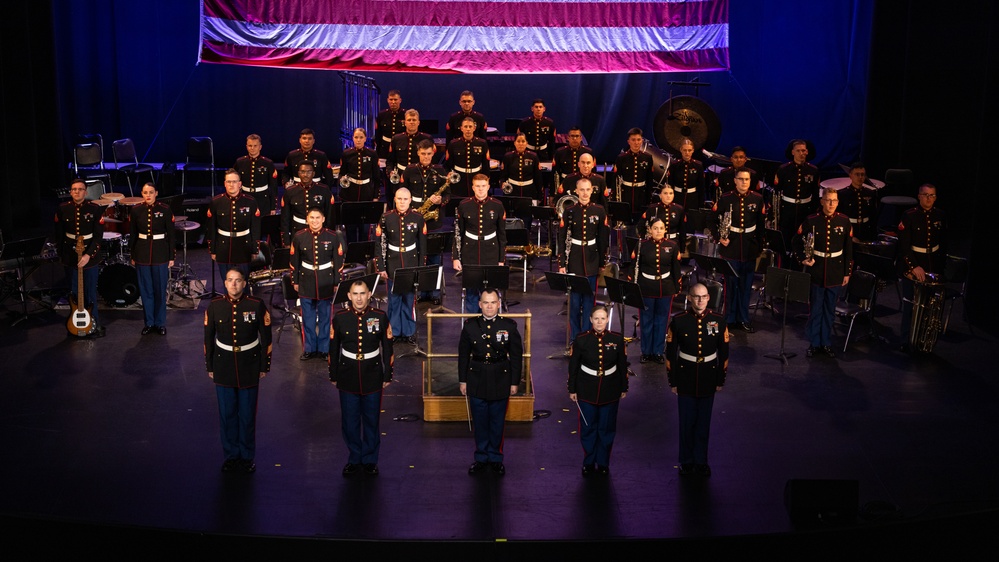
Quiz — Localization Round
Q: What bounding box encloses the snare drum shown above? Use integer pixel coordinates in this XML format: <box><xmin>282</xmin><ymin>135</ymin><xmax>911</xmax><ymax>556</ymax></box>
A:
<box><xmin>102</xmin><ymin>231</ymin><xmax>125</xmax><ymax>263</ymax></box>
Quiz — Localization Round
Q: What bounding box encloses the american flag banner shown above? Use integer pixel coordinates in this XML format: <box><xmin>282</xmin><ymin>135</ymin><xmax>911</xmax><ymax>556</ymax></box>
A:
<box><xmin>199</xmin><ymin>0</ymin><xmax>729</xmax><ymax>74</ymax></box>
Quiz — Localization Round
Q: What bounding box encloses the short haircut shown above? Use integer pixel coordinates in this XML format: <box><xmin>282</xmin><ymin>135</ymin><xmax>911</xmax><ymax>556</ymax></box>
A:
<box><xmin>480</xmin><ymin>287</ymin><xmax>500</xmax><ymax>300</ymax></box>
<box><xmin>688</xmin><ymin>282</ymin><xmax>708</xmax><ymax>296</ymax></box>
<box><xmin>246</xmin><ymin>134</ymin><xmax>261</xmax><ymax>142</ymax></box>
<box><xmin>590</xmin><ymin>304</ymin><xmax>610</xmax><ymax>317</ymax></box>
<box><xmin>416</xmin><ymin>139</ymin><xmax>435</xmax><ymax>151</ymax></box>
<box><xmin>471</xmin><ymin>173</ymin><xmax>490</xmax><ymax>184</ymax></box>
<box><xmin>848</xmin><ymin>161</ymin><xmax>865</xmax><ymax>172</ymax></box>
<box><xmin>225</xmin><ymin>168</ymin><xmax>239</xmax><ymax>177</ymax></box>
<box><xmin>461</xmin><ymin>116</ymin><xmax>476</xmax><ymax>126</ymax></box>
<box><xmin>460</xmin><ymin>90</ymin><xmax>474</xmax><ymax>98</ymax></box>
<box><xmin>387</xmin><ymin>89</ymin><xmax>401</xmax><ymax>97</ymax></box>
<box><xmin>225</xmin><ymin>267</ymin><xmax>246</xmax><ymax>281</ymax></box>
<box><xmin>306</xmin><ymin>206</ymin><xmax>325</xmax><ymax>216</ymax></box>
<box><xmin>531</xmin><ymin>98</ymin><xmax>545</xmax><ymax>106</ymax></box>
<box><xmin>405</xmin><ymin>108</ymin><xmax>420</xmax><ymax>119</ymax></box>
<box><xmin>627</xmin><ymin>127</ymin><xmax>643</xmax><ymax>138</ymax></box>
<box><xmin>297</xmin><ymin>161</ymin><xmax>315</xmax><ymax>172</ymax></box>
<box><xmin>300</xmin><ymin>128</ymin><xmax>315</xmax><ymax>137</ymax></box>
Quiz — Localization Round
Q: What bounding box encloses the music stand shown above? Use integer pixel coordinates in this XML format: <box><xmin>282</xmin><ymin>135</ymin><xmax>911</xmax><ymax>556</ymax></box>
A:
<box><xmin>689</xmin><ymin>253</ymin><xmax>737</xmax><ymax>284</ymax></box>
<box><xmin>543</xmin><ymin>271</ymin><xmax>595</xmax><ymax>359</ymax></box>
<box><xmin>460</xmin><ymin>265</ymin><xmax>510</xmax><ymax>314</ymax></box>
<box><xmin>340</xmin><ymin>201</ymin><xmax>385</xmax><ymax>241</ymax></box>
<box><xmin>392</xmin><ymin>265</ymin><xmax>442</xmax><ymax>358</ymax></box>
<box><xmin>333</xmin><ymin>273</ymin><xmax>380</xmax><ymax>309</ymax></box>
<box><xmin>344</xmin><ymin>240</ymin><xmax>379</xmax><ymax>268</ymax></box>
<box><xmin>0</xmin><ymin>236</ymin><xmax>48</xmax><ymax>326</ymax></box>
<box><xmin>763</xmin><ymin>266</ymin><xmax>811</xmax><ymax>365</ymax></box>
<box><xmin>685</xmin><ymin>209</ymin><xmax>715</xmax><ymax>237</ymax></box>
<box><xmin>603</xmin><ymin>276</ymin><xmax>644</xmax><ymax>346</ymax></box>
<box><xmin>764</xmin><ymin>227</ymin><xmax>788</xmax><ymax>264</ymax></box>
<box><xmin>425</xmin><ymin>232</ymin><xmax>456</xmax><ymax>313</ymax></box>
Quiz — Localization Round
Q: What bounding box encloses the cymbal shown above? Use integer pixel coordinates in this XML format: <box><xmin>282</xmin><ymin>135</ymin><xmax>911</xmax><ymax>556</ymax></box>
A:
<box><xmin>101</xmin><ymin>192</ymin><xmax>125</xmax><ymax>201</ymax></box>
<box><xmin>173</xmin><ymin>215</ymin><xmax>188</xmax><ymax>222</ymax></box>
<box><xmin>121</xmin><ymin>197</ymin><xmax>144</xmax><ymax>205</ymax></box>
<box><xmin>102</xmin><ymin>217</ymin><xmax>122</xmax><ymax>224</ymax></box>
<box><xmin>820</xmin><ymin>177</ymin><xmax>886</xmax><ymax>190</ymax></box>
<box><xmin>652</xmin><ymin>95</ymin><xmax>722</xmax><ymax>154</ymax></box>
<box><xmin>174</xmin><ymin>220</ymin><xmax>200</xmax><ymax>231</ymax></box>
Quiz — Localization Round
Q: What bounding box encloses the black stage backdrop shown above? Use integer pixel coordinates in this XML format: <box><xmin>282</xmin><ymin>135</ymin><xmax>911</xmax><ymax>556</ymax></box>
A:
<box><xmin>1</xmin><ymin>0</ymin><xmax>995</xmax><ymax>323</ymax></box>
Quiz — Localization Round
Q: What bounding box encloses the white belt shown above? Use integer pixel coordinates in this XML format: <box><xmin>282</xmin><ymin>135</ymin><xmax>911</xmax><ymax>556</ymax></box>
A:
<box><xmin>580</xmin><ymin>364</ymin><xmax>617</xmax><ymax>377</ymax></box>
<box><xmin>465</xmin><ymin>231</ymin><xmax>497</xmax><ymax>241</ymax></box>
<box><xmin>66</xmin><ymin>233</ymin><xmax>93</xmax><ymax>240</ymax></box>
<box><xmin>396</xmin><ymin>163</ymin><xmax>407</xmax><ymax>172</ymax></box>
<box><xmin>138</xmin><ymin>233</ymin><xmax>166</xmax><ymax>240</ymax></box>
<box><xmin>242</xmin><ymin>185</ymin><xmax>268</xmax><ymax>193</ymax></box>
<box><xmin>508</xmin><ymin>178</ymin><xmax>533</xmax><ymax>186</ymax></box>
<box><xmin>812</xmin><ymin>249</ymin><xmax>843</xmax><ymax>258</ymax></box>
<box><xmin>454</xmin><ymin>165</ymin><xmax>482</xmax><ymax>174</ymax></box>
<box><xmin>570</xmin><ymin>238</ymin><xmax>596</xmax><ymax>246</ymax></box>
<box><xmin>667</xmin><ymin>232</ymin><xmax>678</xmax><ymax>239</ymax></box>
<box><xmin>412</xmin><ymin>197</ymin><xmax>424</xmax><ymax>203</ymax></box>
<box><xmin>526</xmin><ymin>143</ymin><xmax>548</xmax><ymax>152</ymax></box>
<box><xmin>781</xmin><ymin>195</ymin><xmax>812</xmax><ymax>204</ymax></box>
<box><xmin>641</xmin><ymin>271</ymin><xmax>671</xmax><ymax>280</ymax></box>
<box><xmin>218</xmin><ymin>228</ymin><xmax>250</xmax><ymax>237</ymax></box>
<box><xmin>301</xmin><ymin>261</ymin><xmax>333</xmax><ymax>270</ymax></box>
<box><xmin>849</xmin><ymin>217</ymin><xmax>869</xmax><ymax>224</ymax></box>
<box><xmin>621</xmin><ymin>180</ymin><xmax>646</xmax><ymax>187</ymax></box>
<box><xmin>730</xmin><ymin>225</ymin><xmax>757</xmax><ymax>234</ymax></box>
<box><xmin>388</xmin><ymin>243</ymin><xmax>417</xmax><ymax>252</ymax></box>
<box><xmin>912</xmin><ymin>245</ymin><xmax>940</xmax><ymax>254</ymax></box>
<box><xmin>381</xmin><ymin>135</ymin><xmax>392</xmax><ymax>143</ymax></box>
<box><xmin>678</xmin><ymin>351</ymin><xmax>717</xmax><ymax>363</ymax></box>
<box><xmin>215</xmin><ymin>337</ymin><xmax>259</xmax><ymax>352</ymax></box>
<box><xmin>344</xmin><ymin>176</ymin><xmax>371</xmax><ymax>184</ymax></box>
<box><xmin>342</xmin><ymin>348</ymin><xmax>380</xmax><ymax>360</ymax></box>
<box><xmin>293</xmin><ymin>216</ymin><xmax>307</xmax><ymax>224</ymax></box>
<box><xmin>675</xmin><ymin>186</ymin><xmax>697</xmax><ymax>193</ymax></box>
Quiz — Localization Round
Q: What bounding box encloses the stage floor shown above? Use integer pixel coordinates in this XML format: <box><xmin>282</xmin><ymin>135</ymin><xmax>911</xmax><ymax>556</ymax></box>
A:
<box><xmin>2</xmin><ymin>241</ymin><xmax>997</xmax><ymax>553</ymax></box>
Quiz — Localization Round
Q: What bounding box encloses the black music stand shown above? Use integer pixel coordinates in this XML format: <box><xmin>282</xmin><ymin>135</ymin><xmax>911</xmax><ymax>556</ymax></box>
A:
<box><xmin>543</xmin><ymin>271</ymin><xmax>595</xmax><ymax>359</ymax></box>
<box><xmin>392</xmin><ymin>265</ymin><xmax>442</xmax><ymax>357</ymax></box>
<box><xmin>603</xmin><ymin>276</ymin><xmax>644</xmax><ymax>343</ymax></box>
<box><xmin>764</xmin><ymin>227</ymin><xmax>788</xmax><ymax>263</ymax></box>
<box><xmin>497</xmin><ymin>195</ymin><xmax>533</xmax><ymax>220</ymax></box>
<box><xmin>460</xmin><ymin>265</ymin><xmax>510</xmax><ymax>315</ymax></box>
<box><xmin>689</xmin><ymin>253</ymin><xmax>737</xmax><ymax>284</ymax></box>
<box><xmin>763</xmin><ymin>266</ymin><xmax>811</xmax><ymax>365</ymax></box>
<box><xmin>0</xmin><ymin>236</ymin><xmax>49</xmax><ymax>326</ymax></box>
<box><xmin>344</xmin><ymin>241</ymin><xmax>379</xmax><ymax>268</ymax></box>
<box><xmin>685</xmin><ymin>209</ymin><xmax>715</xmax><ymax>237</ymax></box>
<box><xmin>333</xmin><ymin>273</ymin><xmax>380</xmax><ymax>310</ymax></box>
<box><xmin>425</xmin><ymin>231</ymin><xmax>456</xmax><ymax>313</ymax></box>
<box><xmin>340</xmin><ymin>201</ymin><xmax>385</xmax><ymax>241</ymax></box>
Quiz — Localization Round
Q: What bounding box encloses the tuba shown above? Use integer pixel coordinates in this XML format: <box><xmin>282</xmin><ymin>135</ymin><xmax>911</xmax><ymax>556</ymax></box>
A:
<box><xmin>556</xmin><ymin>194</ymin><xmax>578</xmax><ymax>217</ymax></box>
<box><xmin>909</xmin><ymin>273</ymin><xmax>945</xmax><ymax>352</ymax></box>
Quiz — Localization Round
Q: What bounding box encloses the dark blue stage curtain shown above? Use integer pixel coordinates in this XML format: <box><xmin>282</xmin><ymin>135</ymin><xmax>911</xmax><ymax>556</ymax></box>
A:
<box><xmin>53</xmin><ymin>1</ymin><xmax>872</xmax><ymax>173</ymax></box>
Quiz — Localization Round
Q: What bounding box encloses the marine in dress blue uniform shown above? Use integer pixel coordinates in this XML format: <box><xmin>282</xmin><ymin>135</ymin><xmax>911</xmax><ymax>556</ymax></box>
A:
<box><xmin>453</xmin><ymin>174</ymin><xmax>506</xmax><ymax>314</ymax></box>
<box><xmin>773</xmin><ymin>140</ymin><xmax>819</xmax><ymax>249</ymax></box>
<box><xmin>386</xmin><ymin>109</ymin><xmax>433</xmax><ymax>198</ymax></box>
<box><xmin>234</xmin><ymin>134</ymin><xmax>278</xmax><ymax>216</ymax></box>
<box><xmin>896</xmin><ymin>183</ymin><xmax>947</xmax><ymax>349</ymax></box>
<box><xmin>666</xmin><ymin>283</ymin><xmax>729</xmax><ymax>476</ymax></box>
<box><xmin>715</xmin><ymin>169</ymin><xmax>765</xmax><ymax>332</ymax></box>
<box><xmin>205</xmin><ymin>268</ymin><xmax>272</xmax><ymax>473</ymax></box>
<box><xmin>339</xmin><ymin>128</ymin><xmax>383</xmax><ymax>243</ymax></box>
<box><xmin>55</xmin><ymin>179</ymin><xmax>105</xmax><ymax>330</ymax></box>
<box><xmin>374</xmin><ymin>90</ymin><xmax>405</xmax><ymax>160</ymax></box>
<box><xmin>639</xmin><ymin>184</ymin><xmax>686</xmax><ymax>246</ymax></box>
<box><xmin>290</xmin><ymin>208</ymin><xmax>345</xmax><ymax>360</ymax></box>
<box><xmin>329</xmin><ymin>279</ymin><xmax>394</xmax><ymax>475</ymax></box>
<box><xmin>207</xmin><ymin>170</ymin><xmax>261</xmax><ymax>281</ymax></box>
<box><xmin>445</xmin><ymin>90</ymin><xmax>488</xmax><ymax>144</ymax></box>
<box><xmin>517</xmin><ymin>99</ymin><xmax>556</xmax><ymax>161</ymax></box>
<box><xmin>445</xmin><ymin>117</ymin><xmax>490</xmax><ymax>199</ymax></box>
<box><xmin>613</xmin><ymin>129</ymin><xmax>655</xmax><ymax>221</ymax></box>
<box><xmin>283</xmin><ymin>128</ymin><xmax>333</xmax><ymax>186</ymax></box>
<box><xmin>666</xmin><ymin>139</ymin><xmax>706</xmax><ymax>211</ymax></box>
<box><xmin>500</xmin><ymin>135</ymin><xmax>543</xmax><ymax>201</ymax></box>
<box><xmin>567</xmin><ymin>306</ymin><xmax>629</xmax><ymax>475</ymax></box>
<box><xmin>557</xmin><ymin>178</ymin><xmax>610</xmax><ymax>340</ymax></box>
<box><xmin>376</xmin><ymin>188</ymin><xmax>427</xmax><ymax>341</ymax></box>
<box><xmin>633</xmin><ymin>217</ymin><xmax>682</xmax><ymax>363</ymax></box>
<box><xmin>129</xmin><ymin>183</ymin><xmax>175</xmax><ymax>334</ymax></box>
<box><xmin>836</xmin><ymin>163</ymin><xmax>879</xmax><ymax>243</ymax></box>
<box><xmin>459</xmin><ymin>289</ymin><xmax>523</xmax><ymax>474</ymax></box>
<box><xmin>280</xmin><ymin>162</ymin><xmax>333</xmax><ymax>247</ymax></box>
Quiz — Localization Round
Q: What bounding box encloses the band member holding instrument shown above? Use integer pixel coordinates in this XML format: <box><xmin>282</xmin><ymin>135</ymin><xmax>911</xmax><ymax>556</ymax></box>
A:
<box><xmin>634</xmin><ymin>217</ymin><xmax>682</xmax><ymax>364</ymax></box>
<box><xmin>499</xmin><ymin>132</ymin><xmax>543</xmax><ymax>201</ymax></box>
<box><xmin>568</xmin><ymin>305</ymin><xmax>628</xmax><ymax>476</ymax></box>
<box><xmin>445</xmin><ymin>116</ymin><xmax>490</xmax><ymax>199</ymax></box>
<box><xmin>837</xmin><ymin>162</ymin><xmax>879</xmax><ymax>243</ymax></box>
<box><xmin>234</xmin><ymin>134</ymin><xmax>278</xmax><ymax>216</ymax></box>
<box><xmin>773</xmin><ymin>139</ymin><xmax>819</xmax><ymax>250</ymax></box>
<box><xmin>386</xmin><ymin>109</ymin><xmax>433</xmax><ymax>199</ymax></box>
<box><xmin>129</xmin><ymin>182</ymin><xmax>175</xmax><ymax>335</ymax></box>
<box><xmin>376</xmin><ymin>188</ymin><xmax>426</xmax><ymax>345</ymax></box>
<box><xmin>280</xmin><ymin>161</ymin><xmax>334</xmax><ymax>247</ymax></box>
<box><xmin>460</xmin><ymin>288</ymin><xmax>522</xmax><ymax>476</ymax></box>
<box><xmin>290</xmin><ymin>207</ymin><xmax>344</xmax><ymax>361</ymax></box>
<box><xmin>405</xmin><ymin>140</ymin><xmax>449</xmax><ymax>304</ymax></box>
<box><xmin>715</xmin><ymin>146</ymin><xmax>760</xmax><ymax>195</ymax></box>
<box><xmin>518</xmin><ymin>98</ymin><xmax>556</xmax><ymax>162</ymax></box>
<box><xmin>56</xmin><ymin>178</ymin><xmax>105</xmax><ymax>336</ymax></box>
<box><xmin>897</xmin><ymin>183</ymin><xmax>947</xmax><ymax>352</ymax></box>
<box><xmin>329</xmin><ymin>278</ymin><xmax>393</xmax><ymax>476</ymax></box>
<box><xmin>559</xmin><ymin>153</ymin><xmax>609</xmax><ymax>207</ymax></box>
<box><xmin>552</xmin><ymin>126</ymin><xmax>593</xmax><ymax>181</ymax></box>
<box><xmin>339</xmin><ymin>128</ymin><xmax>381</xmax><ymax>243</ymax></box>
<box><xmin>375</xmin><ymin>89</ymin><xmax>405</xmax><ymax>160</ymax></box>
<box><xmin>667</xmin><ymin>283</ymin><xmax>729</xmax><ymax>477</ymax></box>
<box><xmin>283</xmin><ymin>128</ymin><xmax>333</xmax><ymax>186</ymax></box>
<box><xmin>445</xmin><ymin>90</ymin><xmax>488</xmax><ymax>144</ymax></box>
<box><xmin>206</xmin><ymin>267</ymin><xmax>272</xmax><ymax>474</ymax></box>
<box><xmin>666</xmin><ymin>138</ymin><xmax>706</xmax><ymax>210</ymax></box>
<box><xmin>558</xmin><ymin>178</ymin><xmax>610</xmax><ymax>340</ymax></box>
<box><xmin>208</xmin><ymin>170</ymin><xmax>261</xmax><ymax>282</ymax></box>
<box><xmin>453</xmin><ymin>174</ymin><xmax>506</xmax><ymax>314</ymax></box>
<box><xmin>613</xmin><ymin>128</ymin><xmax>654</xmax><ymax>221</ymax></box>
<box><xmin>640</xmin><ymin>183</ymin><xmax>685</xmax><ymax>245</ymax></box>
<box><xmin>797</xmin><ymin>189</ymin><xmax>852</xmax><ymax>358</ymax></box>
<box><xmin>715</xmin><ymin>169</ymin><xmax>765</xmax><ymax>333</ymax></box>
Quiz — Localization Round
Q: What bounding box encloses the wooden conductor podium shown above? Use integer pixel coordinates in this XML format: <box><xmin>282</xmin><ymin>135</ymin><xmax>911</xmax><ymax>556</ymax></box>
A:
<box><xmin>422</xmin><ymin>311</ymin><xmax>534</xmax><ymax>422</ymax></box>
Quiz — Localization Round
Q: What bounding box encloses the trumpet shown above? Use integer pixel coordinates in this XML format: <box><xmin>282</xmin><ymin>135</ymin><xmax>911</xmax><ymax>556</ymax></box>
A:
<box><xmin>339</xmin><ymin>175</ymin><xmax>351</xmax><ymax>189</ymax></box>
<box><xmin>389</xmin><ymin>168</ymin><xmax>400</xmax><ymax>184</ymax></box>
<box><xmin>447</xmin><ymin>171</ymin><xmax>461</xmax><ymax>184</ymax></box>
<box><xmin>501</xmin><ymin>181</ymin><xmax>513</xmax><ymax>195</ymax></box>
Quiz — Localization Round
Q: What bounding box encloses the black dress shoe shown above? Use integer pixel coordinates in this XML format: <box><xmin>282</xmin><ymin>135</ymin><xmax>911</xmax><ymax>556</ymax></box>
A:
<box><xmin>695</xmin><ymin>464</ymin><xmax>712</xmax><ymax>477</ymax></box>
<box><xmin>468</xmin><ymin>461</ymin><xmax>487</xmax><ymax>474</ymax></box>
<box><xmin>596</xmin><ymin>465</ymin><xmax>610</xmax><ymax>476</ymax></box>
<box><xmin>738</xmin><ymin>322</ymin><xmax>756</xmax><ymax>333</ymax></box>
<box><xmin>653</xmin><ymin>355</ymin><xmax>665</xmax><ymax>365</ymax></box>
<box><xmin>363</xmin><ymin>463</ymin><xmax>379</xmax><ymax>476</ymax></box>
<box><xmin>221</xmin><ymin>459</ymin><xmax>239</xmax><ymax>473</ymax></box>
<box><xmin>141</xmin><ymin>325</ymin><xmax>154</xmax><ymax>335</ymax></box>
<box><xmin>342</xmin><ymin>463</ymin><xmax>360</xmax><ymax>476</ymax></box>
<box><xmin>581</xmin><ymin>465</ymin><xmax>594</xmax><ymax>477</ymax></box>
<box><xmin>317</xmin><ymin>352</ymin><xmax>328</xmax><ymax>360</ymax></box>
<box><xmin>806</xmin><ymin>346</ymin><xmax>815</xmax><ymax>357</ymax></box>
<box><xmin>640</xmin><ymin>355</ymin><xmax>650</xmax><ymax>364</ymax></box>
<box><xmin>679</xmin><ymin>463</ymin><xmax>694</xmax><ymax>476</ymax></box>
<box><xmin>157</xmin><ymin>326</ymin><xmax>167</xmax><ymax>336</ymax></box>
<box><xmin>90</xmin><ymin>325</ymin><xmax>106</xmax><ymax>338</ymax></box>
<box><xmin>240</xmin><ymin>459</ymin><xmax>256</xmax><ymax>473</ymax></box>
<box><xmin>300</xmin><ymin>352</ymin><xmax>315</xmax><ymax>361</ymax></box>
<box><xmin>432</xmin><ymin>298</ymin><xmax>442</xmax><ymax>306</ymax></box>
<box><xmin>490</xmin><ymin>462</ymin><xmax>506</xmax><ymax>475</ymax></box>
<box><xmin>821</xmin><ymin>346</ymin><xmax>837</xmax><ymax>358</ymax></box>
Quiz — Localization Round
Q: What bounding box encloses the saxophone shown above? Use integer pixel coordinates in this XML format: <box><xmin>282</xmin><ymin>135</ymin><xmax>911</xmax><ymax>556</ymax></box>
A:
<box><xmin>417</xmin><ymin>170</ymin><xmax>458</xmax><ymax>222</ymax></box>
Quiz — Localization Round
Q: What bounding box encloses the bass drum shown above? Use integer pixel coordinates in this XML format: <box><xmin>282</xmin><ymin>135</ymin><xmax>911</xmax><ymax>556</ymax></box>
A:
<box><xmin>640</xmin><ymin>138</ymin><xmax>672</xmax><ymax>191</ymax></box>
<box><xmin>99</xmin><ymin>263</ymin><xmax>140</xmax><ymax>307</ymax></box>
